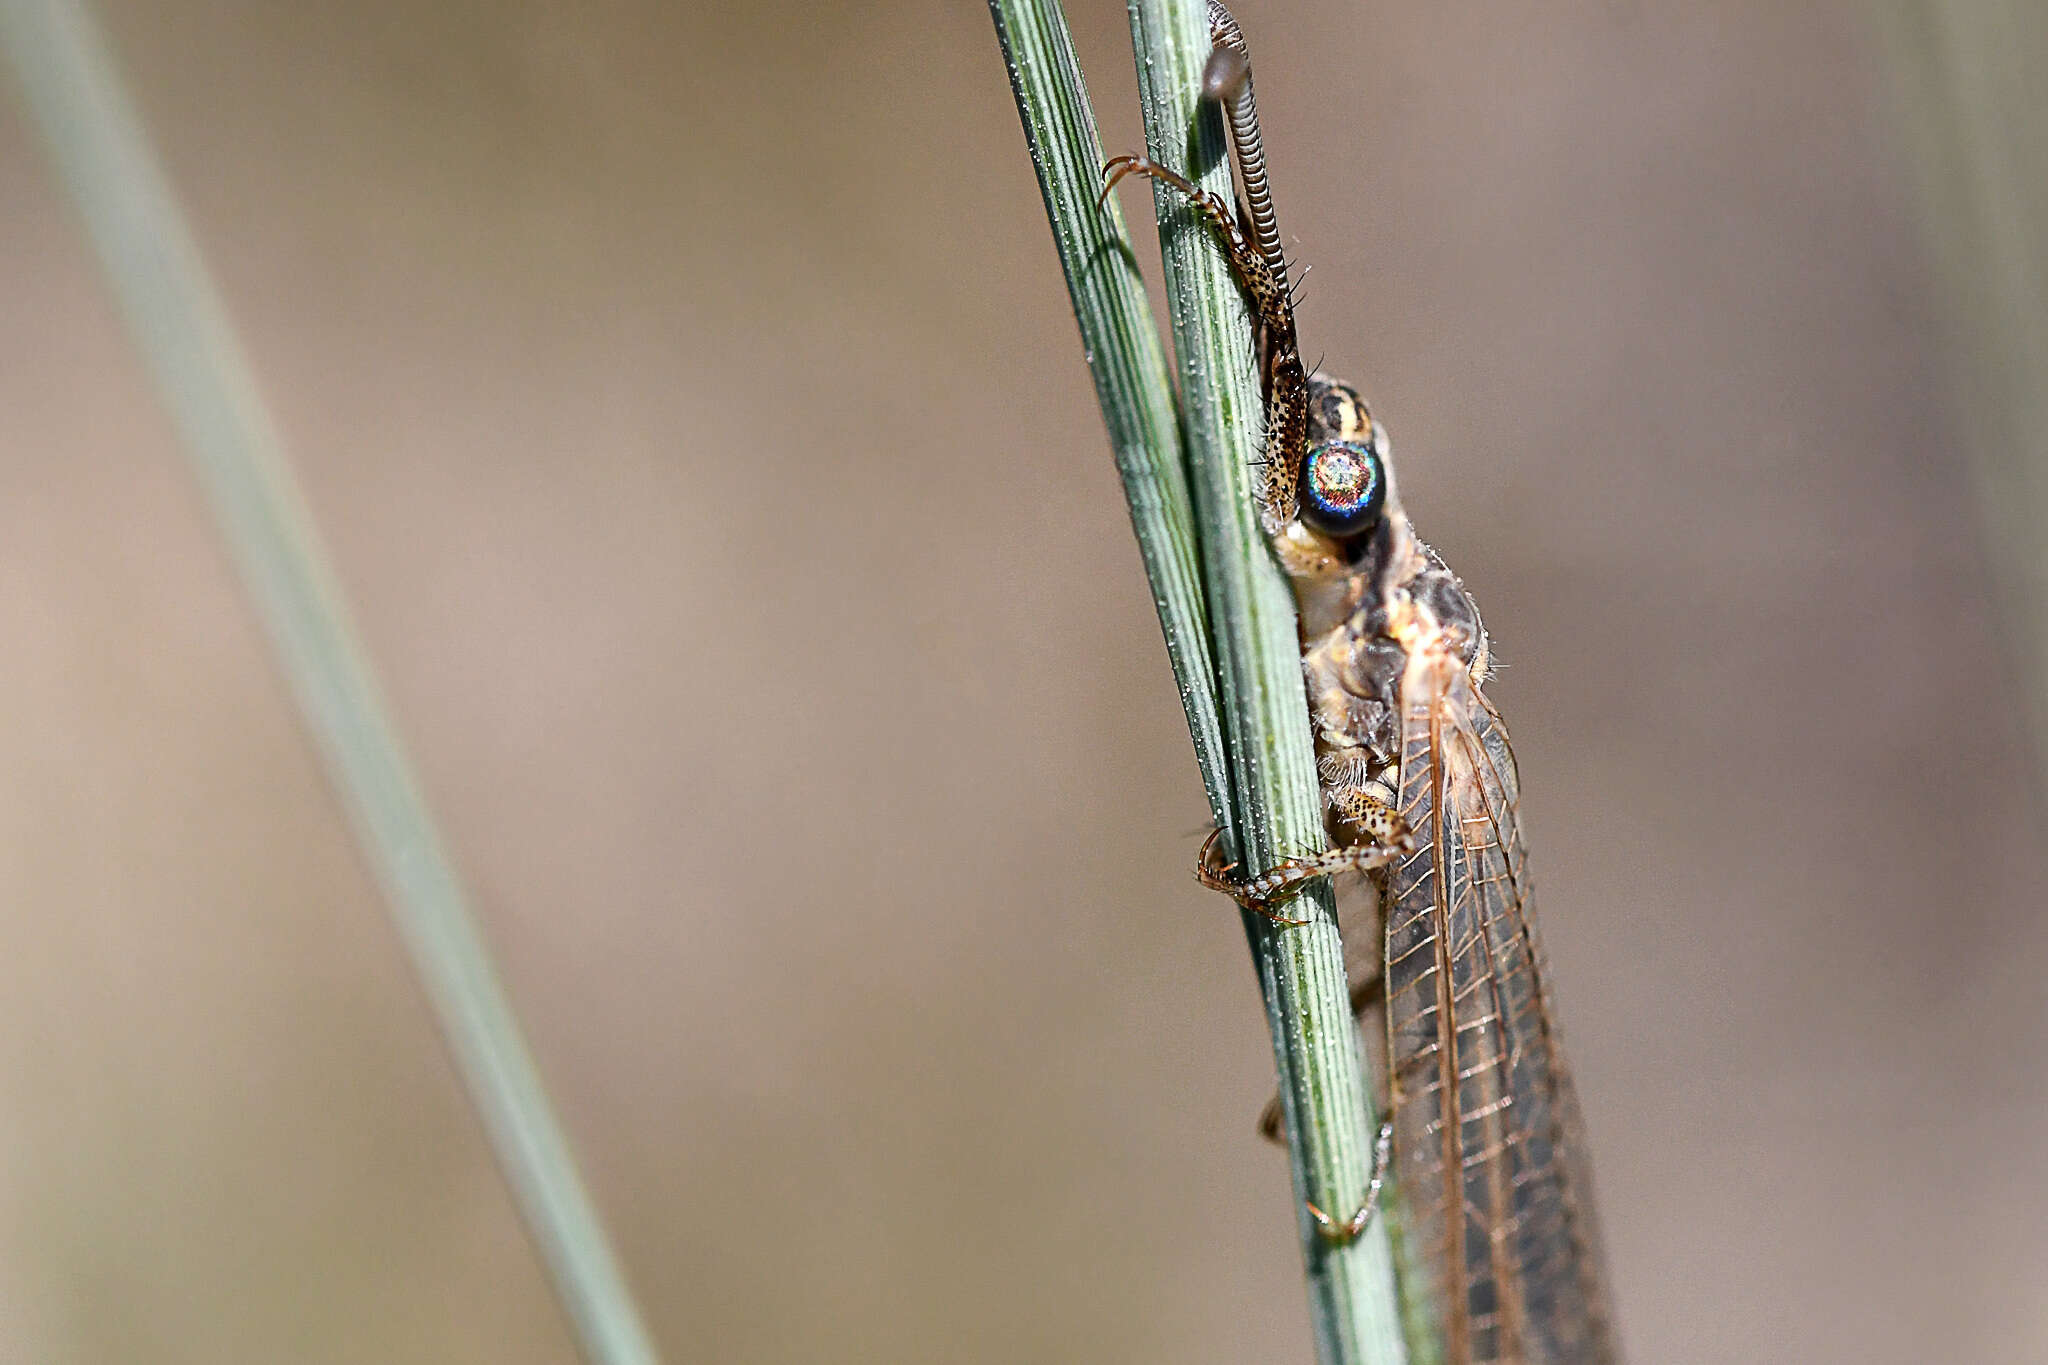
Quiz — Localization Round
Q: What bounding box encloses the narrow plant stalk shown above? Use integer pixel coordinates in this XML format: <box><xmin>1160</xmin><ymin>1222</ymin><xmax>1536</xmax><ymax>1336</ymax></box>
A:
<box><xmin>0</xmin><ymin>5</ymin><xmax>660</xmax><ymax>1362</ymax></box>
<box><xmin>1125</xmin><ymin>2</ymin><xmax>1406</xmax><ymax>1357</ymax></box>
<box><xmin>992</xmin><ymin>0</ymin><xmax>1406</xmax><ymax>1358</ymax></box>
<box><xmin>1872</xmin><ymin>1</ymin><xmax>2048</xmax><ymax>808</ymax></box>
<box><xmin>989</xmin><ymin>0</ymin><xmax>1231</xmax><ymax>830</ymax></box>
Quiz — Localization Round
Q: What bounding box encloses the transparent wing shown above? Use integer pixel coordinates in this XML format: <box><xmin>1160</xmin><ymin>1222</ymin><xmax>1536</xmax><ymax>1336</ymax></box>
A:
<box><xmin>1381</xmin><ymin>652</ymin><xmax>1618</xmax><ymax>1364</ymax></box>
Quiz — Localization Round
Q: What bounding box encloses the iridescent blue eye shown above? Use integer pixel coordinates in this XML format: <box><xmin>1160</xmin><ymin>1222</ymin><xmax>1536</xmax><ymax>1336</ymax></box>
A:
<box><xmin>1299</xmin><ymin>439</ymin><xmax>1386</xmax><ymax>538</ymax></box>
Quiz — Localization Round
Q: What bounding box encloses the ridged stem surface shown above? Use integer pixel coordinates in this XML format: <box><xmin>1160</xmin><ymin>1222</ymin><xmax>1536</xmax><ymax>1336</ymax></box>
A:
<box><xmin>992</xmin><ymin>0</ymin><xmax>1406</xmax><ymax>1358</ymax></box>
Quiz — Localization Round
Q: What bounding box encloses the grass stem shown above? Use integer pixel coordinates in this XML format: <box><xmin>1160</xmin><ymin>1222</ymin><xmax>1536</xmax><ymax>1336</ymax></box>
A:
<box><xmin>0</xmin><ymin>5</ymin><xmax>661</xmax><ymax>1361</ymax></box>
<box><xmin>992</xmin><ymin>0</ymin><xmax>1407</xmax><ymax>1357</ymax></box>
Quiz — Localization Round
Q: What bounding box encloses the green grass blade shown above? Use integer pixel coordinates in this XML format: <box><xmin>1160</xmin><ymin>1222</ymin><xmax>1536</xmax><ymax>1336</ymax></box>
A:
<box><xmin>1125</xmin><ymin>0</ymin><xmax>1407</xmax><ymax>1359</ymax></box>
<box><xmin>989</xmin><ymin>0</ymin><xmax>1231</xmax><ymax>830</ymax></box>
<box><xmin>0</xmin><ymin>5</ymin><xmax>660</xmax><ymax>1362</ymax></box>
<box><xmin>992</xmin><ymin>0</ymin><xmax>1408</xmax><ymax>1357</ymax></box>
<box><xmin>1871</xmin><ymin>1</ymin><xmax>2048</xmax><ymax>811</ymax></box>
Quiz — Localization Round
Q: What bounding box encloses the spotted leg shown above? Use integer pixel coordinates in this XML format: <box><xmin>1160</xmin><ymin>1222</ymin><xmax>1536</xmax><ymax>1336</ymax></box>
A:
<box><xmin>1210</xmin><ymin>829</ymin><xmax>1413</xmax><ymax>906</ymax></box>
<box><xmin>1098</xmin><ymin>153</ymin><xmax>1308</xmax><ymax>531</ymax></box>
<box><xmin>1306</xmin><ymin>1120</ymin><xmax>1396</xmax><ymax>1245</ymax></box>
<box><xmin>1196</xmin><ymin>829</ymin><xmax>1314</xmax><ymax>928</ymax></box>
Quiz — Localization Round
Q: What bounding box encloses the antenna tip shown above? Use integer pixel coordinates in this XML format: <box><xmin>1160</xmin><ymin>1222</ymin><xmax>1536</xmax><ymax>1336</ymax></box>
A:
<box><xmin>1201</xmin><ymin>44</ymin><xmax>1249</xmax><ymax>104</ymax></box>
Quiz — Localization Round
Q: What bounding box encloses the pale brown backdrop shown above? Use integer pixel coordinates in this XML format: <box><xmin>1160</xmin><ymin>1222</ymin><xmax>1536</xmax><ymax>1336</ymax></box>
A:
<box><xmin>3</xmin><ymin>2</ymin><xmax>2044</xmax><ymax>1362</ymax></box>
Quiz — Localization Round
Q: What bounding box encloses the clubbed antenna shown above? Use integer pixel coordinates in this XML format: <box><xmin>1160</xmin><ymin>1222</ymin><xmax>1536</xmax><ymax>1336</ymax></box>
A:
<box><xmin>1203</xmin><ymin>1</ymin><xmax>1288</xmax><ymax>286</ymax></box>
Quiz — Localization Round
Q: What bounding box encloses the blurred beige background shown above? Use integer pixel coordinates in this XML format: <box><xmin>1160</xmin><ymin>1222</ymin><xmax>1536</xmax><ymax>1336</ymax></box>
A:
<box><xmin>4</xmin><ymin>1</ymin><xmax>2045</xmax><ymax>1361</ymax></box>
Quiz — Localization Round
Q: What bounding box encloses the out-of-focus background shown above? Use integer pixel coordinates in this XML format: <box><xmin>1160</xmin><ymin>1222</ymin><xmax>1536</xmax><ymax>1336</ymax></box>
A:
<box><xmin>4</xmin><ymin>2</ymin><xmax>2045</xmax><ymax>1361</ymax></box>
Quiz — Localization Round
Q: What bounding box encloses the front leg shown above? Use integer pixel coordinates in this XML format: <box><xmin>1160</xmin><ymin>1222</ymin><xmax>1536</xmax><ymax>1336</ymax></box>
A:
<box><xmin>1099</xmin><ymin>154</ymin><xmax>1308</xmax><ymax>532</ymax></box>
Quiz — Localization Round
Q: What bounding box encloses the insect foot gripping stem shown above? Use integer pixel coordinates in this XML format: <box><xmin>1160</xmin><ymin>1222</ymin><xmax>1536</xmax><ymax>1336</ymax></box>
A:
<box><xmin>1305</xmin><ymin>1121</ymin><xmax>1395</xmax><ymax>1245</ymax></box>
<box><xmin>1196</xmin><ymin>830</ymin><xmax>1315</xmax><ymax>927</ymax></box>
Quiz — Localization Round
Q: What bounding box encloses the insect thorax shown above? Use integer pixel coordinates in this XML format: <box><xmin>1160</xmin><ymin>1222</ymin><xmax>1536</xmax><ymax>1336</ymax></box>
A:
<box><xmin>1288</xmin><ymin>376</ymin><xmax>1491</xmax><ymax>833</ymax></box>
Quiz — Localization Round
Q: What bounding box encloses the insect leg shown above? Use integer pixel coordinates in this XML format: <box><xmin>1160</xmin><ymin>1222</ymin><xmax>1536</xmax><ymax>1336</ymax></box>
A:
<box><xmin>1098</xmin><ymin>154</ymin><xmax>1276</xmax><ymax>306</ymax></box>
<box><xmin>1231</xmin><ymin>833</ymin><xmax>1412</xmax><ymax>908</ymax></box>
<box><xmin>1257</xmin><ymin>1094</ymin><xmax>1284</xmax><ymax>1145</ymax></box>
<box><xmin>1098</xmin><ymin>152</ymin><xmax>1307</xmax><ymax>529</ymax></box>
<box><xmin>1327</xmin><ymin>783</ymin><xmax>1408</xmax><ymax>851</ymax></box>
<box><xmin>1196</xmin><ymin>829</ymin><xmax>1314</xmax><ymax>928</ymax></box>
<box><xmin>1306</xmin><ymin>1120</ymin><xmax>1395</xmax><ymax>1244</ymax></box>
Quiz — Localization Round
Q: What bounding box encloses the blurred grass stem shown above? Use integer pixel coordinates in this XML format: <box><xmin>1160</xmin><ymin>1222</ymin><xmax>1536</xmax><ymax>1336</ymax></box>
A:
<box><xmin>1874</xmin><ymin>2</ymin><xmax>2048</xmax><ymax>818</ymax></box>
<box><xmin>0</xmin><ymin>4</ymin><xmax>660</xmax><ymax>1362</ymax></box>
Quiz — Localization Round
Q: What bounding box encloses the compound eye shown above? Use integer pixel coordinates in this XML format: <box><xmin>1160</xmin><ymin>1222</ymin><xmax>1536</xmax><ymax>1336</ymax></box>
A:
<box><xmin>1298</xmin><ymin>439</ymin><xmax>1386</xmax><ymax>539</ymax></box>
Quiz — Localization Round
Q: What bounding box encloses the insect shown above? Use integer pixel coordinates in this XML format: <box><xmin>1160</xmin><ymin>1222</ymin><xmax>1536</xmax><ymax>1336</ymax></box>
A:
<box><xmin>1102</xmin><ymin>5</ymin><xmax>1618</xmax><ymax>1361</ymax></box>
